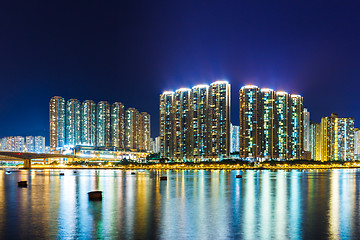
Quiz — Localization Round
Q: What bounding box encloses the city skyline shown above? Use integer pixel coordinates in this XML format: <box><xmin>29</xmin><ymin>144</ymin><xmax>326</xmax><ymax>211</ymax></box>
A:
<box><xmin>1</xmin><ymin>1</ymin><xmax>360</xmax><ymax>139</ymax></box>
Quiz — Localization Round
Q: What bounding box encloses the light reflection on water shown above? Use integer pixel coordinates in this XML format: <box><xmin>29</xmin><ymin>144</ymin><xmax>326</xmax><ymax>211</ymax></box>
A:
<box><xmin>0</xmin><ymin>169</ymin><xmax>359</xmax><ymax>239</ymax></box>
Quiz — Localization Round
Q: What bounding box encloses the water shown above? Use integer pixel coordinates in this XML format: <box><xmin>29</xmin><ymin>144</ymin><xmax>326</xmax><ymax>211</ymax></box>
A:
<box><xmin>0</xmin><ymin>169</ymin><xmax>359</xmax><ymax>239</ymax></box>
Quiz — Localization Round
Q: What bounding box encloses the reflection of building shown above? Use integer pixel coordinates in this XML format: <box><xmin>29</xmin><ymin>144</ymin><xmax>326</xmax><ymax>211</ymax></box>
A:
<box><xmin>230</xmin><ymin>124</ymin><xmax>239</xmax><ymax>153</ymax></box>
<box><xmin>239</xmin><ymin>86</ymin><xmax>304</xmax><ymax>161</ymax></box>
<box><xmin>160</xmin><ymin>81</ymin><xmax>231</xmax><ymax>161</ymax></box>
<box><xmin>319</xmin><ymin>113</ymin><xmax>354</xmax><ymax>161</ymax></box>
<box><xmin>50</xmin><ymin>96</ymin><xmax>65</xmax><ymax>148</ymax></box>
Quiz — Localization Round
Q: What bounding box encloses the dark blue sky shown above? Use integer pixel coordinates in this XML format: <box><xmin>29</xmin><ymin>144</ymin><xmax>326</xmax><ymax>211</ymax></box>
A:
<box><xmin>0</xmin><ymin>1</ymin><xmax>359</xmax><ymax>141</ymax></box>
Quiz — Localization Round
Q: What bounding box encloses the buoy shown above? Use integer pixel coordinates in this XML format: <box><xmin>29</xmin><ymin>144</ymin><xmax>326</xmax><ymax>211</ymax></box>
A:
<box><xmin>18</xmin><ymin>181</ymin><xmax>28</xmax><ymax>187</ymax></box>
<box><xmin>73</xmin><ymin>170</ymin><xmax>78</xmax><ymax>174</ymax></box>
<box><xmin>60</xmin><ymin>173</ymin><xmax>65</xmax><ymax>176</ymax></box>
<box><xmin>88</xmin><ymin>191</ymin><xmax>102</xmax><ymax>201</ymax></box>
<box><xmin>236</xmin><ymin>175</ymin><xmax>242</xmax><ymax>178</ymax></box>
<box><xmin>160</xmin><ymin>176</ymin><xmax>167</xmax><ymax>180</ymax></box>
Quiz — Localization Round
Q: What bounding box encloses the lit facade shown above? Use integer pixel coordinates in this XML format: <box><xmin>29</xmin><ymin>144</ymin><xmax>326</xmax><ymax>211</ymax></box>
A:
<box><xmin>111</xmin><ymin>102</ymin><xmax>125</xmax><ymax>149</ymax></box>
<box><xmin>191</xmin><ymin>85</ymin><xmax>209</xmax><ymax>159</ymax></box>
<box><xmin>125</xmin><ymin>108</ymin><xmax>140</xmax><ymax>150</ymax></box>
<box><xmin>160</xmin><ymin>91</ymin><xmax>174</xmax><ymax>158</ymax></box>
<box><xmin>320</xmin><ymin>113</ymin><xmax>354</xmax><ymax>161</ymax></box>
<box><xmin>208</xmin><ymin>81</ymin><xmax>231</xmax><ymax>159</ymax></box>
<box><xmin>275</xmin><ymin>91</ymin><xmax>291</xmax><ymax>160</ymax></box>
<box><xmin>239</xmin><ymin>86</ymin><xmax>304</xmax><ymax>161</ymax></box>
<box><xmin>290</xmin><ymin>95</ymin><xmax>304</xmax><ymax>159</ymax></box>
<box><xmin>14</xmin><ymin>136</ymin><xmax>25</xmax><ymax>152</ymax></box>
<box><xmin>354</xmin><ymin>129</ymin><xmax>360</xmax><ymax>160</ymax></box>
<box><xmin>81</xmin><ymin>100</ymin><xmax>96</xmax><ymax>146</ymax></box>
<box><xmin>50</xmin><ymin>96</ymin><xmax>150</xmax><ymax>151</ymax></box>
<box><xmin>35</xmin><ymin>136</ymin><xmax>45</xmax><ymax>153</ymax></box>
<box><xmin>173</xmin><ymin>88</ymin><xmax>191</xmax><ymax>160</ymax></box>
<box><xmin>160</xmin><ymin>80</ymin><xmax>230</xmax><ymax>161</ymax></box>
<box><xmin>25</xmin><ymin>136</ymin><xmax>35</xmax><ymax>152</ymax></box>
<box><xmin>96</xmin><ymin>101</ymin><xmax>111</xmax><ymax>147</ymax></box>
<box><xmin>310</xmin><ymin>122</ymin><xmax>321</xmax><ymax>160</ymax></box>
<box><xmin>239</xmin><ymin>85</ymin><xmax>262</xmax><ymax>159</ymax></box>
<box><xmin>230</xmin><ymin>124</ymin><xmax>240</xmax><ymax>153</ymax></box>
<box><xmin>303</xmin><ymin>108</ymin><xmax>310</xmax><ymax>152</ymax></box>
<box><xmin>66</xmin><ymin>99</ymin><xmax>81</xmax><ymax>146</ymax></box>
<box><xmin>140</xmin><ymin>112</ymin><xmax>151</xmax><ymax>151</ymax></box>
<box><xmin>50</xmin><ymin>96</ymin><xmax>65</xmax><ymax>148</ymax></box>
<box><xmin>155</xmin><ymin>136</ymin><xmax>161</xmax><ymax>153</ymax></box>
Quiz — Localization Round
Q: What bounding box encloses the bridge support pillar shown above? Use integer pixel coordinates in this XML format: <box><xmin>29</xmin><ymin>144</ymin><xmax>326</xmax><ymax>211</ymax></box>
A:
<box><xmin>23</xmin><ymin>159</ymin><xmax>31</xmax><ymax>169</ymax></box>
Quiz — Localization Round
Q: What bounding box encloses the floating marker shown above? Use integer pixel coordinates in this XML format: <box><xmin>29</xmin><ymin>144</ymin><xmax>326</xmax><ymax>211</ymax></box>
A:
<box><xmin>18</xmin><ymin>181</ymin><xmax>28</xmax><ymax>187</ymax></box>
<box><xmin>88</xmin><ymin>191</ymin><xmax>102</xmax><ymax>201</ymax></box>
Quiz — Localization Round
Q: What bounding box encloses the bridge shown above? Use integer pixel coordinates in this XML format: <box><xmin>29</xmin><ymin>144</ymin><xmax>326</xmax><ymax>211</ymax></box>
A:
<box><xmin>0</xmin><ymin>151</ymin><xmax>76</xmax><ymax>169</ymax></box>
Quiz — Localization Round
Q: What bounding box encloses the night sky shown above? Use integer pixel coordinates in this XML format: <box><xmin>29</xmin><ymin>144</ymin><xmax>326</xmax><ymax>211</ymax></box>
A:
<box><xmin>1</xmin><ymin>1</ymin><xmax>359</xmax><ymax>141</ymax></box>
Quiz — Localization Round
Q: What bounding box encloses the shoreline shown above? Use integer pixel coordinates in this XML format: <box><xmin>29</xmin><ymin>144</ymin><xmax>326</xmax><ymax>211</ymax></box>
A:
<box><xmin>2</xmin><ymin>164</ymin><xmax>360</xmax><ymax>171</ymax></box>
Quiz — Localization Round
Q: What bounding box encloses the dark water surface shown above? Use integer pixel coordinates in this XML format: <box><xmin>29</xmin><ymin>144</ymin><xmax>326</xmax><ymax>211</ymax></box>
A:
<box><xmin>0</xmin><ymin>169</ymin><xmax>359</xmax><ymax>239</ymax></box>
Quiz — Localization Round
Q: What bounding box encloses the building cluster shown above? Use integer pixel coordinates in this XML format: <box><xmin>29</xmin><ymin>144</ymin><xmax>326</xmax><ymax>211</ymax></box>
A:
<box><xmin>160</xmin><ymin>81</ymin><xmax>231</xmax><ymax>161</ymax></box>
<box><xmin>239</xmin><ymin>85</ymin><xmax>304</xmax><ymax>160</ymax></box>
<box><xmin>309</xmin><ymin>113</ymin><xmax>355</xmax><ymax>161</ymax></box>
<box><xmin>160</xmin><ymin>81</ymin><xmax>357</xmax><ymax>162</ymax></box>
<box><xmin>50</xmin><ymin>97</ymin><xmax>151</xmax><ymax>152</ymax></box>
<box><xmin>0</xmin><ymin>136</ymin><xmax>46</xmax><ymax>153</ymax></box>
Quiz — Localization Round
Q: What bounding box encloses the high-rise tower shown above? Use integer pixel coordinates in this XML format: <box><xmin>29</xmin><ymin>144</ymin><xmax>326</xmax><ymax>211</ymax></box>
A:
<box><xmin>140</xmin><ymin>112</ymin><xmax>151</xmax><ymax>151</ymax></box>
<box><xmin>66</xmin><ymin>99</ymin><xmax>81</xmax><ymax>146</ymax></box>
<box><xmin>260</xmin><ymin>88</ymin><xmax>276</xmax><ymax>159</ymax></box>
<box><xmin>290</xmin><ymin>95</ymin><xmax>304</xmax><ymax>159</ymax></box>
<box><xmin>320</xmin><ymin>113</ymin><xmax>354</xmax><ymax>161</ymax></box>
<box><xmin>160</xmin><ymin>91</ymin><xmax>174</xmax><ymax>159</ymax></box>
<box><xmin>125</xmin><ymin>108</ymin><xmax>140</xmax><ymax>150</ymax></box>
<box><xmin>207</xmin><ymin>81</ymin><xmax>231</xmax><ymax>159</ymax></box>
<box><xmin>111</xmin><ymin>102</ymin><xmax>125</xmax><ymax>149</ymax></box>
<box><xmin>303</xmin><ymin>108</ymin><xmax>310</xmax><ymax>152</ymax></box>
<box><xmin>173</xmin><ymin>88</ymin><xmax>191</xmax><ymax>160</ymax></box>
<box><xmin>50</xmin><ymin>96</ymin><xmax>65</xmax><ymax>149</ymax></box>
<box><xmin>239</xmin><ymin>85</ymin><xmax>262</xmax><ymax>159</ymax></box>
<box><xmin>275</xmin><ymin>91</ymin><xmax>290</xmax><ymax>160</ymax></box>
<box><xmin>81</xmin><ymin>100</ymin><xmax>96</xmax><ymax>146</ymax></box>
<box><xmin>191</xmin><ymin>84</ymin><xmax>209</xmax><ymax>159</ymax></box>
<box><xmin>96</xmin><ymin>101</ymin><xmax>111</xmax><ymax>147</ymax></box>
